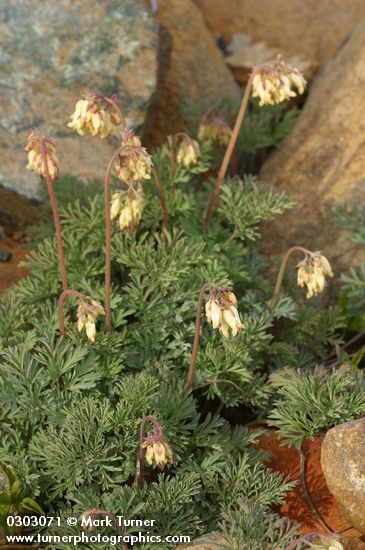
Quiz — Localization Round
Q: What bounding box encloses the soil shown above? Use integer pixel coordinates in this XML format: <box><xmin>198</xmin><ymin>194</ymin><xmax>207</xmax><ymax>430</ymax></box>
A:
<box><xmin>0</xmin><ymin>186</ymin><xmax>47</xmax><ymax>293</ymax></box>
<box><xmin>256</xmin><ymin>428</ymin><xmax>362</xmax><ymax>539</ymax></box>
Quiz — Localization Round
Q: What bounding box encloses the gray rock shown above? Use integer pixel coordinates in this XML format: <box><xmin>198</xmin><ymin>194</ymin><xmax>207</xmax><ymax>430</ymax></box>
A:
<box><xmin>0</xmin><ymin>0</ymin><xmax>160</xmax><ymax>199</ymax></box>
<box><xmin>174</xmin><ymin>532</ymin><xmax>227</xmax><ymax>549</ymax></box>
<box><xmin>321</xmin><ymin>417</ymin><xmax>365</xmax><ymax>534</ymax></box>
<box><xmin>227</xmin><ymin>33</ymin><xmax>252</xmax><ymax>54</ymax></box>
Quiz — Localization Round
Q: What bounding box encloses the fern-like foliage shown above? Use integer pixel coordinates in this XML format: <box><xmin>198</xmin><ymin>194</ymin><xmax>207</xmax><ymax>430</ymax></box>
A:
<box><xmin>219</xmin><ymin>498</ymin><xmax>300</xmax><ymax>550</ymax></box>
<box><xmin>269</xmin><ymin>366</ymin><xmax>365</xmax><ymax>447</ymax></box>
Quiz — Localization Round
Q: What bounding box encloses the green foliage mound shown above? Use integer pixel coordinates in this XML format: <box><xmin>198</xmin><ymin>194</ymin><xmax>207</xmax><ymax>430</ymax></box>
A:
<box><xmin>0</xmin><ymin>101</ymin><xmax>361</xmax><ymax>549</ymax></box>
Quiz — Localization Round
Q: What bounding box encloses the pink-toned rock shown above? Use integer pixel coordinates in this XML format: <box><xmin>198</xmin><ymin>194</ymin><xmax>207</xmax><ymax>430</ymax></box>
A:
<box><xmin>194</xmin><ymin>0</ymin><xmax>365</xmax><ymax>66</ymax></box>
<box><xmin>144</xmin><ymin>0</ymin><xmax>240</xmax><ymax>146</ymax></box>
<box><xmin>321</xmin><ymin>418</ymin><xmax>365</xmax><ymax>534</ymax></box>
<box><xmin>258</xmin><ymin>21</ymin><xmax>365</xmax><ymax>269</ymax></box>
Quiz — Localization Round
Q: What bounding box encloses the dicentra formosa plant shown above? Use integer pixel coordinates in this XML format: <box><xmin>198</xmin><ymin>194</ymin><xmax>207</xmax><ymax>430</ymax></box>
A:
<box><xmin>67</xmin><ymin>94</ymin><xmax>167</xmax><ymax>333</ymax></box>
<box><xmin>25</xmin><ymin>129</ymin><xmax>68</xmax><ymax>291</ymax></box>
<box><xmin>204</xmin><ymin>55</ymin><xmax>306</xmax><ymax>229</ymax></box>
<box><xmin>187</xmin><ymin>284</ymin><xmax>243</xmax><ymax>388</ymax></box>
<box><xmin>134</xmin><ymin>415</ymin><xmax>174</xmax><ymax>488</ymax></box>
<box><xmin>271</xmin><ymin>246</ymin><xmax>334</xmax><ymax>309</ymax></box>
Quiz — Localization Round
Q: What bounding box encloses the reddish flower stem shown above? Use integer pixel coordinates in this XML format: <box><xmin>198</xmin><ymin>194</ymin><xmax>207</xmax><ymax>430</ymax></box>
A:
<box><xmin>169</xmin><ymin>132</ymin><xmax>190</xmax><ymax>178</ymax></box>
<box><xmin>297</xmin><ymin>447</ymin><xmax>333</xmax><ymax>534</ymax></box>
<box><xmin>87</xmin><ymin>509</ymin><xmax>128</xmax><ymax>550</ymax></box>
<box><xmin>58</xmin><ymin>289</ymin><xmax>85</xmax><ymax>336</ymax></box>
<box><xmin>40</xmin><ymin>144</ymin><xmax>68</xmax><ymax>291</ymax></box>
<box><xmin>104</xmin><ymin>147</ymin><xmax>125</xmax><ymax>333</ymax></box>
<box><xmin>152</xmin><ymin>165</ymin><xmax>168</xmax><ymax>232</ymax></box>
<box><xmin>134</xmin><ymin>415</ymin><xmax>163</xmax><ymax>488</ymax></box>
<box><xmin>186</xmin><ymin>282</ymin><xmax>216</xmax><ymax>388</ymax></box>
<box><xmin>270</xmin><ymin>246</ymin><xmax>310</xmax><ymax>309</ymax></box>
<box><xmin>104</xmin><ymin>97</ymin><xmax>126</xmax><ymax>128</ymax></box>
<box><xmin>204</xmin><ymin>71</ymin><xmax>256</xmax><ymax>231</ymax></box>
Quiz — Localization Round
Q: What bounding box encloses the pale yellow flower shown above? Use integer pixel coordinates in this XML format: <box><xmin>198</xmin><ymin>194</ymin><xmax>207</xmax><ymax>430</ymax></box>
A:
<box><xmin>67</xmin><ymin>95</ymin><xmax>122</xmax><ymax>138</ymax></box>
<box><xmin>110</xmin><ymin>185</ymin><xmax>145</xmax><ymax>231</ymax></box>
<box><xmin>76</xmin><ymin>297</ymin><xmax>105</xmax><ymax>343</ymax></box>
<box><xmin>142</xmin><ymin>440</ymin><xmax>174</xmax><ymax>469</ymax></box>
<box><xmin>252</xmin><ymin>56</ymin><xmax>306</xmax><ymax>106</ymax></box>
<box><xmin>198</xmin><ymin>110</ymin><xmax>232</xmax><ymax>146</ymax></box>
<box><xmin>297</xmin><ymin>251</ymin><xmax>333</xmax><ymax>298</ymax></box>
<box><xmin>205</xmin><ymin>288</ymin><xmax>243</xmax><ymax>338</ymax></box>
<box><xmin>25</xmin><ymin>129</ymin><xmax>59</xmax><ymax>180</ymax></box>
<box><xmin>114</xmin><ymin>129</ymin><xmax>152</xmax><ymax>184</ymax></box>
<box><xmin>176</xmin><ymin>137</ymin><xmax>200</xmax><ymax>168</ymax></box>
<box><xmin>309</xmin><ymin>536</ymin><xmax>343</xmax><ymax>550</ymax></box>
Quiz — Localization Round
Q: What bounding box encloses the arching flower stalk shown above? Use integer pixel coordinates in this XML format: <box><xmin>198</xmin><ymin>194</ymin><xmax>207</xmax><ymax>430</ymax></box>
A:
<box><xmin>58</xmin><ymin>289</ymin><xmax>105</xmax><ymax>343</ymax></box>
<box><xmin>271</xmin><ymin>246</ymin><xmax>334</xmax><ymax>309</ymax></box>
<box><xmin>204</xmin><ymin>56</ymin><xmax>306</xmax><ymax>230</ymax></box>
<box><xmin>78</xmin><ymin>509</ymin><xmax>128</xmax><ymax>550</ymax></box>
<box><xmin>187</xmin><ymin>283</ymin><xmax>243</xmax><ymax>388</ymax></box>
<box><xmin>67</xmin><ymin>94</ymin><xmax>124</xmax><ymax>138</ymax></box>
<box><xmin>134</xmin><ymin>415</ymin><xmax>174</xmax><ymax>488</ymax></box>
<box><xmin>169</xmin><ymin>132</ymin><xmax>200</xmax><ymax>177</ymax></box>
<box><xmin>197</xmin><ymin>107</ymin><xmax>232</xmax><ymax>147</ymax></box>
<box><xmin>25</xmin><ymin>129</ymin><xmax>68</xmax><ymax>291</ymax></box>
<box><xmin>104</xmin><ymin>128</ymin><xmax>166</xmax><ymax>332</ymax></box>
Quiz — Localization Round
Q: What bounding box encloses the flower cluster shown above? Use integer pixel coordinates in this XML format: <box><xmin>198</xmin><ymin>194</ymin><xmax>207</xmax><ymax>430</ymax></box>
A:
<box><xmin>252</xmin><ymin>56</ymin><xmax>306</xmax><ymax>106</ymax></box>
<box><xmin>198</xmin><ymin>108</ymin><xmax>232</xmax><ymax>146</ymax></box>
<box><xmin>176</xmin><ymin>136</ymin><xmax>200</xmax><ymax>168</ymax></box>
<box><xmin>142</xmin><ymin>427</ymin><xmax>174</xmax><ymax>469</ymax></box>
<box><xmin>297</xmin><ymin>251</ymin><xmax>334</xmax><ymax>298</ymax></box>
<box><xmin>205</xmin><ymin>288</ymin><xmax>243</xmax><ymax>337</ymax></box>
<box><xmin>76</xmin><ymin>297</ymin><xmax>105</xmax><ymax>343</ymax></box>
<box><xmin>114</xmin><ymin>129</ymin><xmax>153</xmax><ymax>184</ymax></box>
<box><xmin>25</xmin><ymin>129</ymin><xmax>59</xmax><ymax>180</ymax></box>
<box><xmin>110</xmin><ymin>185</ymin><xmax>145</xmax><ymax>231</ymax></box>
<box><xmin>67</xmin><ymin>95</ymin><xmax>122</xmax><ymax>138</ymax></box>
<box><xmin>309</xmin><ymin>536</ymin><xmax>343</xmax><ymax>550</ymax></box>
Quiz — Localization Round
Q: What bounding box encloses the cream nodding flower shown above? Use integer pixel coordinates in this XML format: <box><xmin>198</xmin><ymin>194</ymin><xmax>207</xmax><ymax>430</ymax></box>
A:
<box><xmin>67</xmin><ymin>94</ymin><xmax>122</xmax><ymax>138</ymax></box>
<box><xmin>309</xmin><ymin>536</ymin><xmax>343</xmax><ymax>550</ymax></box>
<box><xmin>197</xmin><ymin>108</ymin><xmax>232</xmax><ymax>146</ymax></box>
<box><xmin>176</xmin><ymin>136</ymin><xmax>200</xmax><ymax>168</ymax></box>
<box><xmin>141</xmin><ymin>421</ymin><xmax>174</xmax><ymax>469</ymax></box>
<box><xmin>297</xmin><ymin>251</ymin><xmax>334</xmax><ymax>299</ymax></box>
<box><xmin>76</xmin><ymin>297</ymin><xmax>105</xmax><ymax>343</ymax></box>
<box><xmin>205</xmin><ymin>288</ymin><xmax>243</xmax><ymax>338</ymax></box>
<box><xmin>252</xmin><ymin>56</ymin><xmax>306</xmax><ymax>107</ymax></box>
<box><xmin>25</xmin><ymin>129</ymin><xmax>59</xmax><ymax>180</ymax></box>
<box><xmin>114</xmin><ymin>129</ymin><xmax>152</xmax><ymax>184</ymax></box>
<box><xmin>110</xmin><ymin>185</ymin><xmax>145</xmax><ymax>231</ymax></box>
